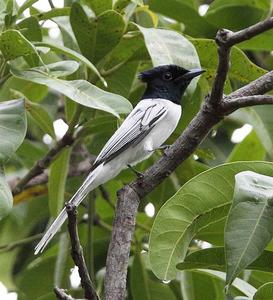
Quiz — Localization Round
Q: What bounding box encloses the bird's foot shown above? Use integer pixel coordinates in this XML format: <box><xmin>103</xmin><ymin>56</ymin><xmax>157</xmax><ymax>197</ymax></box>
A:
<box><xmin>127</xmin><ymin>164</ymin><xmax>144</xmax><ymax>179</ymax></box>
<box><xmin>156</xmin><ymin>144</ymin><xmax>171</xmax><ymax>156</ymax></box>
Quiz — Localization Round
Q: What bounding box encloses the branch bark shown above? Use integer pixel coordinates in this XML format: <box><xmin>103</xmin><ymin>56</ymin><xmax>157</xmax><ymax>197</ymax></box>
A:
<box><xmin>66</xmin><ymin>203</ymin><xmax>99</xmax><ymax>300</ymax></box>
<box><xmin>104</xmin><ymin>17</ymin><xmax>273</xmax><ymax>300</ymax></box>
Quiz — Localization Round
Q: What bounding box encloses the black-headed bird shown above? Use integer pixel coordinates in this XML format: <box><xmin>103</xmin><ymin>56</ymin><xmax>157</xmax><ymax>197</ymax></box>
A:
<box><xmin>35</xmin><ymin>64</ymin><xmax>204</xmax><ymax>254</ymax></box>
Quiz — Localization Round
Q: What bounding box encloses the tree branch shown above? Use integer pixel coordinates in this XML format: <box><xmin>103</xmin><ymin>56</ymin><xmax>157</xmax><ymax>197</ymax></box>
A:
<box><xmin>104</xmin><ymin>17</ymin><xmax>273</xmax><ymax>300</ymax></box>
<box><xmin>54</xmin><ymin>287</ymin><xmax>74</xmax><ymax>300</ymax></box>
<box><xmin>66</xmin><ymin>203</ymin><xmax>99</xmax><ymax>300</ymax></box>
<box><xmin>222</xmin><ymin>95</ymin><xmax>273</xmax><ymax>113</ymax></box>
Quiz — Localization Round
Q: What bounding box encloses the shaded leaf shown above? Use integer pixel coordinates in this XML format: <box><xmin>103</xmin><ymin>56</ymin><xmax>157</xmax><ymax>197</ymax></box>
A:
<box><xmin>149</xmin><ymin>0</ymin><xmax>217</xmax><ymax>37</ymax></box>
<box><xmin>177</xmin><ymin>247</ymin><xmax>273</xmax><ymax>274</ymax></box>
<box><xmin>26</xmin><ymin>101</ymin><xmax>55</xmax><ymax>138</ymax></box>
<box><xmin>254</xmin><ymin>282</ymin><xmax>273</xmax><ymax>300</ymax></box>
<box><xmin>131</xmin><ymin>251</ymin><xmax>151</xmax><ymax>300</ymax></box>
<box><xmin>205</xmin><ymin>0</ymin><xmax>271</xmax><ymax>31</ymax></box>
<box><xmin>17</xmin><ymin>16</ymin><xmax>42</xmax><ymax>42</ymax></box>
<box><xmin>225</xmin><ymin>171</ymin><xmax>273</xmax><ymax>288</ymax></box>
<box><xmin>227</xmin><ymin>130</ymin><xmax>265</xmax><ymax>162</ymax></box>
<box><xmin>149</xmin><ymin>162</ymin><xmax>273</xmax><ymax>280</ymax></box>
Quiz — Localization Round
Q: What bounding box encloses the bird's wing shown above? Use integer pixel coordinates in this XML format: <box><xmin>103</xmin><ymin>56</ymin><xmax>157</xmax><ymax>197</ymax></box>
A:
<box><xmin>92</xmin><ymin>101</ymin><xmax>168</xmax><ymax>168</ymax></box>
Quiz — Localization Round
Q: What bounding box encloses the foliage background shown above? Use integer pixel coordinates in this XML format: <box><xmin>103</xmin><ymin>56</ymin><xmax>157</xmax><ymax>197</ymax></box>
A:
<box><xmin>0</xmin><ymin>0</ymin><xmax>273</xmax><ymax>299</ymax></box>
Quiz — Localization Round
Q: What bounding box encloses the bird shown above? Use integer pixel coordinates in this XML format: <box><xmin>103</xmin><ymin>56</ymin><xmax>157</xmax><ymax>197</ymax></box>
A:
<box><xmin>34</xmin><ymin>64</ymin><xmax>204</xmax><ymax>254</ymax></box>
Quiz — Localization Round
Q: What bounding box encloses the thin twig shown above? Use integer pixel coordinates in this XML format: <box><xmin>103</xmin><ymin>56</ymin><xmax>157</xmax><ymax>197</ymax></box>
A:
<box><xmin>66</xmin><ymin>203</ymin><xmax>99</xmax><ymax>300</ymax></box>
<box><xmin>0</xmin><ymin>233</ymin><xmax>43</xmax><ymax>252</ymax></box>
<box><xmin>54</xmin><ymin>287</ymin><xmax>74</xmax><ymax>300</ymax></box>
<box><xmin>222</xmin><ymin>95</ymin><xmax>273</xmax><ymax>113</ymax></box>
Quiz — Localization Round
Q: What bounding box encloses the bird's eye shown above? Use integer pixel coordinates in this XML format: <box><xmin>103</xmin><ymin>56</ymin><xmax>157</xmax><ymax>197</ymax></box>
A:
<box><xmin>163</xmin><ymin>72</ymin><xmax>173</xmax><ymax>81</ymax></box>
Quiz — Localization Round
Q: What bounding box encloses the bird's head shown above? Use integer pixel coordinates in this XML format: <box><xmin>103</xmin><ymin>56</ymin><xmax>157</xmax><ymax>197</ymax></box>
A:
<box><xmin>139</xmin><ymin>64</ymin><xmax>205</xmax><ymax>104</ymax></box>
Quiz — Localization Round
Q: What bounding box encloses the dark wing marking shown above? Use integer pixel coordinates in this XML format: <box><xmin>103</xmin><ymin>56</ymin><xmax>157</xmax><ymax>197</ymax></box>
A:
<box><xmin>92</xmin><ymin>102</ymin><xmax>168</xmax><ymax>169</ymax></box>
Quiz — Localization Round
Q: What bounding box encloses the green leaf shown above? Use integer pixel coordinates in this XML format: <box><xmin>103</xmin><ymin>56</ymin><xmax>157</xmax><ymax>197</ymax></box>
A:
<box><xmin>11</xmin><ymin>63</ymin><xmax>132</xmax><ymax>117</ymax></box>
<box><xmin>49</xmin><ymin>148</ymin><xmax>71</xmax><ymax>217</ymax></box>
<box><xmin>70</xmin><ymin>4</ymin><xmax>125</xmax><ymax>63</ymax></box>
<box><xmin>17</xmin><ymin>0</ymin><xmax>39</xmax><ymax>16</ymax></box>
<box><xmin>0</xmin><ymin>98</ymin><xmax>27</xmax><ymax>162</ymax></box>
<box><xmin>225</xmin><ymin>171</ymin><xmax>273</xmax><ymax>288</ymax></box>
<box><xmin>149</xmin><ymin>162</ymin><xmax>273</xmax><ymax>281</ymax></box>
<box><xmin>138</xmin><ymin>26</ymin><xmax>201</xmax><ymax>94</ymax></box>
<box><xmin>205</xmin><ymin>0</ymin><xmax>271</xmax><ymax>31</ymax></box>
<box><xmin>149</xmin><ymin>0</ymin><xmax>217</xmax><ymax>37</ymax></box>
<box><xmin>17</xmin><ymin>16</ymin><xmax>42</xmax><ymax>42</ymax></box>
<box><xmin>230</xmin><ymin>106</ymin><xmax>273</xmax><ymax>158</ymax></box>
<box><xmin>0</xmin><ymin>29</ymin><xmax>40</xmax><ymax>61</ymax></box>
<box><xmin>34</xmin><ymin>41</ymin><xmax>106</xmax><ymax>86</ymax></box>
<box><xmin>177</xmin><ymin>247</ymin><xmax>273</xmax><ymax>274</ymax></box>
<box><xmin>191</xmin><ymin>39</ymin><xmax>266</xmax><ymax>85</ymax></box>
<box><xmin>254</xmin><ymin>282</ymin><xmax>273</xmax><ymax>300</ymax></box>
<box><xmin>227</xmin><ymin>131</ymin><xmax>265</xmax><ymax>162</ymax></box>
<box><xmin>86</xmin><ymin>0</ymin><xmax>112</xmax><ymax>15</ymax></box>
<box><xmin>238</xmin><ymin>30</ymin><xmax>273</xmax><ymax>51</ymax></box>
<box><xmin>131</xmin><ymin>251</ymin><xmax>151</xmax><ymax>300</ymax></box>
<box><xmin>0</xmin><ymin>76</ymin><xmax>48</xmax><ymax>102</ymax></box>
<box><xmin>197</xmin><ymin>269</ymin><xmax>257</xmax><ymax>297</ymax></box>
<box><xmin>180</xmin><ymin>270</ymin><xmax>226</xmax><ymax>300</ymax></box>
<box><xmin>26</xmin><ymin>101</ymin><xmax>55</xmax><ymax>138</ymax></box>
<box><xmin>0</xmin><ymin>171</ymin><xmax>13</xmax><ymax>220</ymax></box>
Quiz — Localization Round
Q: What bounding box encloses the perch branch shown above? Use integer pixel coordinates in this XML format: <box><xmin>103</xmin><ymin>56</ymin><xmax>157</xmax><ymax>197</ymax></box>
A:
<box><xmin>66</xmin><ymin>203</ymin><xmax>99</xmax><ymax>300</ymax></box>
<box><xmin>104</xmin><ymin>17</ymin><xmax>273</xmax><ymax>300</ymax></box>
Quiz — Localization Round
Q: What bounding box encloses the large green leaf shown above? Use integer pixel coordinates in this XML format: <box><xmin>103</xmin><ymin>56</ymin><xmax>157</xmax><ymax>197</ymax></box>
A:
<box><xmin>0</xmin><ymin>76</ymin><xmax>48</xmax><ymax>102</ymax></box>
<box><xmin>205</xmin><ymin>0</ymin><xmax>271</xmax><ymax>31</ymax></box>
<box><xmin>227</xmin><ymin>131</ymin><xmax>266</xmax><ymax>162</ymax></box>
<box><xmin>11</xmin><ymin>63</ymin><xmax>132</xmax><ymax>117</ymax></box>
<box><xmin>149</xmin><ymin>162</ymin><xmax>273</xmax><ymax>281</ymax></box>
<box><xmin>70</xmin><ymin>3</ymin><xmax>125</xmax><ymax>63</ymax></box>
<box><xmin>0</xmin><ymin>98</ymin><xmax>27</xmax><ymax>162</ymax></box>
<box><xmin>138</xmin><ymin>26</ymin><xmax>201</xmax><ymax>95</ymax></box>
<box><xmin>225</xmin><ymin>171</ymin><xmax>273</xmax><ymax>288</ymax></box>
<box><xmin>149</xmin><ymin>0</ymin><xmax>217</xmax><ymax>37</ymax></box>
<box><xmin>254</xmin><ymin>282</ymin><xmax>273</xmax><ymax>300</ymax></box>
<box><xmin>238</xmin><ymin>29</ymin><xmax>273</xmax><ymax>51</ymax></box>
<box><xmin>191</xmin><ymin>39</ymin><xmax>266</xmax><ymax>85</ymax></box>
<box><xmin>177</xmin><ymin>247</ymin><xmax>273</xmax><ymax>274</ymax></box>
<box><xmin>34</xmin><ymin>41</ymin><xmax>106</xmax><ymax>86</ymax></box>
<box><xmin>49</xmin><ymin>148</ymin><xmax>71</xmax><ymax>217</ymax></box>
<box><xmin>0</xmin><ymin>29</ymin><xmax>40</xmax><ymax>61</ymax></box>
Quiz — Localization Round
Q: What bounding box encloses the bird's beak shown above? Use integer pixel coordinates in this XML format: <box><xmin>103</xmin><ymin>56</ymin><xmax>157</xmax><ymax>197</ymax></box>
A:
<box><xmin>175</xmin><ymin>68</ymin><xmax>205</xmax><ymax>83</ymax></box>
<box><xmin>183</xmin><ymin>68</ymin><xmax>205</xmax><ymax>80</ymax></box>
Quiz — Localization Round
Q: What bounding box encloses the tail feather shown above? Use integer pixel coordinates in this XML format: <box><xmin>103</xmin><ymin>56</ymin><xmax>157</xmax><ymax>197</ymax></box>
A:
<box><xmin>34</xmin><ymin>165</ymin><xmax>101</xmax><ymax>255</ymax></box>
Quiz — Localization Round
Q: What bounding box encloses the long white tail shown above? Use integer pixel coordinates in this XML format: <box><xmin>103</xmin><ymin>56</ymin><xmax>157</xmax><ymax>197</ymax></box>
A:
<box><xmin>34</xmin><ymin>164</ymin><xmax>103</xmax><ymax>254</ymax></box>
